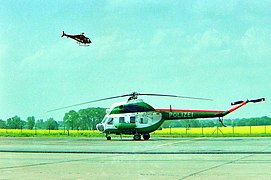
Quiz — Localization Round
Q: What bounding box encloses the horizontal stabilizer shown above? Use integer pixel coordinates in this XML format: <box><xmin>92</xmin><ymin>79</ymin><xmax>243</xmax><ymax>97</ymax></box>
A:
<box><xmin>248</xmin><ymin>98</ymin><xmax>265</xmax><ymax>103</ymax></box>
<box><xmin>231</xmin><ymin>98</ymin><xmax>265</xmax><ymax>106</ymax></box>
<box><xmin>231</xmin><ymin>100</ymin><xmax>244</xmax><ymax>106</ymax></box>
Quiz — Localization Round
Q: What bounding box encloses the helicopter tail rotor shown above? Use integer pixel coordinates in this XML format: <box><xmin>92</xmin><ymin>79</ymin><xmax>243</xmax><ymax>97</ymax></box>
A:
<box><xmin>61</xmin><ymin>31</ymin><xmax>66</xmax><ymax>37</ymax></box>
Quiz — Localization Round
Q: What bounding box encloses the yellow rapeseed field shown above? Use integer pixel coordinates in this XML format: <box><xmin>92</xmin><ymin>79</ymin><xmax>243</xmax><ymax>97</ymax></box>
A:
<box><xmin>0</xmin><ymin>126</ymin><xmax>271</xmax><ymax>137</ymax></box>
<box><xmin>153</xmin><ymin>125</ymin><xmax>271</xmax><ymax>137</ymax></box>
<box><xmin>0</xmin><ymin>129</ymin><xmax>102</xmax><ymax>137</ymax></box>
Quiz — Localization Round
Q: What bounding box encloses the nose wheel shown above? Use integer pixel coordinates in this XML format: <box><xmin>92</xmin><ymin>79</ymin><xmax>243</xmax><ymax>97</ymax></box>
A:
<box><xmin>106</xmin><ymin>134</ymin><xmax>111</xmax><ymax>140</ymax></box>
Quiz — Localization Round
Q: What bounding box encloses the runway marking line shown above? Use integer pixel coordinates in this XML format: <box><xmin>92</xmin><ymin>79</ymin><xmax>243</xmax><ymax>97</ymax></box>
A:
<box><xmin>180</xmin><ymin>154</ymin><xmax>254</xmax><ymax>179</ymax></box>
<box><xmin>158</xmin><ymin>138</ymin><xmax>204</xmax><ymax>147</ymax></box>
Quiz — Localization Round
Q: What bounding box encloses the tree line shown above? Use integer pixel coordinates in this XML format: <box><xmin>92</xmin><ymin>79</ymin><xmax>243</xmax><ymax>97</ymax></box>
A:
<box><xmin>0</xmin><ymin>116</ymin><xmax>60</xmax><ymax>130</ymax></box>
<box><xmin>63</xmin><ymin>107</ymin><xmax>105</xmax><ymax>130</ymax></box>
<box><xmin>0</xmin><ymin>107</ymin><xmax>106</xmax><ymax>130</ymax></box>
<box><xmin>0</xmin><ymin>107</ymin><xmax>270</xmax><ymax>130</ymax></box>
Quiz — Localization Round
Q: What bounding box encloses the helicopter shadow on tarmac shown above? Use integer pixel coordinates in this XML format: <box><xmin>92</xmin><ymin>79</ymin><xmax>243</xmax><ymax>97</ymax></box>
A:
<box><xmin>104</xmin><ymin>137</ymin><xmax>194</xmax><ymax>142</ymax></box>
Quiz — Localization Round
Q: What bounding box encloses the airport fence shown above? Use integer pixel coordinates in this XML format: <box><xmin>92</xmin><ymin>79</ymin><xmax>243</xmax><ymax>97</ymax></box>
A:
<box><xmin>153</xmin><ymin>125</ymin><xmax>271</xmax><ymax>137</ymax></box>
<box><xmin>0</xmin><ymin>125</ymin><xmax>271</xmax><ymax>137</ymax></box>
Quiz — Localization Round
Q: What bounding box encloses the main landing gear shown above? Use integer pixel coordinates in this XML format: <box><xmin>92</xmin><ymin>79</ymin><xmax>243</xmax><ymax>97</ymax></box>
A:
<box><xmin>133</xmin><ymin>133</ymin><xmax>150</xmax><ymax>141</ymax></box>
<box><xmin>105</xmin><ymin>133</ymin><xmax>150</xmax><ymax>141</ymax></box>
<box><xmin>143</xmin><ymin>133</ymin><xmax>150</xmax><ymax>140</ymax></box>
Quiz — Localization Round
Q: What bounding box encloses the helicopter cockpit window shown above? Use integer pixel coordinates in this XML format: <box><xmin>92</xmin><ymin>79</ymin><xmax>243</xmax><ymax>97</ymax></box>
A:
<box><xmin>107</xmin><ymin>118</ymin><xmax>114</xmax><ymax>125</ymax></box>
<box><xmin>102</xmin><ymin>117</ymin><xmax>107</xmax><ymax>123</ymax></box>
<box><xmin>119</xmin><ymin>117</ymin><xmax>125</xmax><ymax>123</ymax></box>
<box><xmin>130</xmin><ymin>117</ymin><xmax>135</xmax><ymax>123</ymax></box>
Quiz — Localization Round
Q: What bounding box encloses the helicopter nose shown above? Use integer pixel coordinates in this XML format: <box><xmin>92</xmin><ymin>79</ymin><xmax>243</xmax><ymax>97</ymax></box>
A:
<box><xmin>96</xmin><ymin>124</ymin><xmax>104</xmax><ymax>132</ymax></box>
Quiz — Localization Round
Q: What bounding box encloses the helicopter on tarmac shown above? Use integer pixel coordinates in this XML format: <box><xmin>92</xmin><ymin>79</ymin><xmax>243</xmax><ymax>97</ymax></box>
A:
<box><xmin>48</xmin><ymin>92</ymin><xmax>265</xmax><ymax>140</ymax></box>
<box><xmin>61</xmin><ymin>31</ymin><xmax>91</xmax><ymax>46</ymax></box>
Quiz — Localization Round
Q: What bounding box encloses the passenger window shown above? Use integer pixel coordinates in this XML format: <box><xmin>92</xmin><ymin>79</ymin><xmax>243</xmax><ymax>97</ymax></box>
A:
<box><xmin>130</xmin><ymin>117</ymin><xmax>135</xmax><ymax>123</ymax></box>
<box><xmin>143</xmin><ymin>118</ymin><xmax>148</xmax><ymax>124</ymax></box>
<box><xmin>107</xmin><ymin>118</ymin><xmax>114</xmax><ymax>125</ymax></box>
<box><xmin>119</xmin><ymin>117</ymin><xmax>125</xmax><ymax>123</ymax></box>
<box><xmin>140</xmin><ymin>118</ymin><xmax>148</xmax><ymax>124</ymax></box>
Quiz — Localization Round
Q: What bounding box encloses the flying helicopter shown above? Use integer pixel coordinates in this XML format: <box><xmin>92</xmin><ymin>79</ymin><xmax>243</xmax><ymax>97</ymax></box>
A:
<box><xmin>48</xmin><ymin>92</ymin><xmax>265</xmax><ymax>141</ymax></box>
<box><xmin>61</xmin><ymin>31</ymin><xmax>91</xmax><ymax>46</ymax></box>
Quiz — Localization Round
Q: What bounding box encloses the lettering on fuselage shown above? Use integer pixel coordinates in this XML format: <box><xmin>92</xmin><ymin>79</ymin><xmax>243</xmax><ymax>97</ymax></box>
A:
<box><xmin>168</xmin><ymin>112</ymin><xmax>194</xmax><ymax>119</ymax></box>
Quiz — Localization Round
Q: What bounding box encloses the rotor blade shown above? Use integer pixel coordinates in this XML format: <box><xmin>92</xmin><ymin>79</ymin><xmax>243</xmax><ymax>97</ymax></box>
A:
<box><xmin>138</xmin><ymin>93</ymin><xmax>213</xmax><ymax>101</ymax></box>
<box><xmin>47</xmin><ymin>94</ymin><xmax>132</xmax><ymax>112</ymax></box>
<box><xmin>47</xmin><ymin>92</ymin><xmax>212</xmax><ymax>112</ymax></box>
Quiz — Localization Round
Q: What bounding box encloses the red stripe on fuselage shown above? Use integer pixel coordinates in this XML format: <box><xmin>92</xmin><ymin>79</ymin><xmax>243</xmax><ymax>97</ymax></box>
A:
<box><xmin>155</xmin><ymin>108</ymin><xmax>224</xmax><ymax>113</ymax></box>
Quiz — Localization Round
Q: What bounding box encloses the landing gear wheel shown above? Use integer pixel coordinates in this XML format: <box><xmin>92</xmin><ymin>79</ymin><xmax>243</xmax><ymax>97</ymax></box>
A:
<box><xmin>133</xmin><ymin>134</ymin><xmax>141</xmax><ymax>141</ymax></box>
<box><xmin>106</xmin><ymin>136</ymin><xmax>111</xmax><ymax>140</ymax></box>
<box><xmin>143</xmin><ymin>133</ymin><xmax>150</xmax><ymax>140</ymax></box>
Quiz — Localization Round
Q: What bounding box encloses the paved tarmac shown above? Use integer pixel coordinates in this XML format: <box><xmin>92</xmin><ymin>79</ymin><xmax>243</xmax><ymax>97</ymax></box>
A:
<box><xmin>1</xmin><ymin>137</ymin><xmax>271</xmax><ymax>179</ymax></box>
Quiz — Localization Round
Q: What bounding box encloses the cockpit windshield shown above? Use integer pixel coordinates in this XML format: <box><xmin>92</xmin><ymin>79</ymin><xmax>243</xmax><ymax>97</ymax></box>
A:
<box><xmin>107</xmin><ymin>118</ymin><xmax>114</xmax><ymax>125</ymax></box>
<box><xmin>102</xmin><ymin>117</ymin><xmax>108</xmax><ymax>123</ymax></box>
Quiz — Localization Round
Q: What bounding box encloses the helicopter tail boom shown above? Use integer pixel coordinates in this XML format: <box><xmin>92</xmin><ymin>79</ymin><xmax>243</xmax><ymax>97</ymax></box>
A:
<box><xmin>158</xmin><ymin>98</ymin><xmax>265</xmax><ymax>120</ymax></box>
<box><xmin>158</xmin><ymin>109</ymin><xmax>225</xmax><ymax>120</ymax></box>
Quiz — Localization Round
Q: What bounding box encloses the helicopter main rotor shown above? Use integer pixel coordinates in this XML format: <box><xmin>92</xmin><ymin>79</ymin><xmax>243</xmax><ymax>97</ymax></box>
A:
<box><xmin>47</xmin><ymin>92</ymin><xmax>212</xmax><ymax>112</ymax></box>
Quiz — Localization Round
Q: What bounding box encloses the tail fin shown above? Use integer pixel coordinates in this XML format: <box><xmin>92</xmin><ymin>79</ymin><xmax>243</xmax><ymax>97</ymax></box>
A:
<box><xmin>61</xmin><ymin>31</ymin><xmax>65</xmax><ymax>37</ymax></box>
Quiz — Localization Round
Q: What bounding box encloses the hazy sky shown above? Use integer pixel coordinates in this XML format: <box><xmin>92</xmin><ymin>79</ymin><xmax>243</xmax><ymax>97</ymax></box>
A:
<box><xmin>1</xmin><ymin>0</ymin><xmax>270</xmax><ymax>121</ymax></box>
